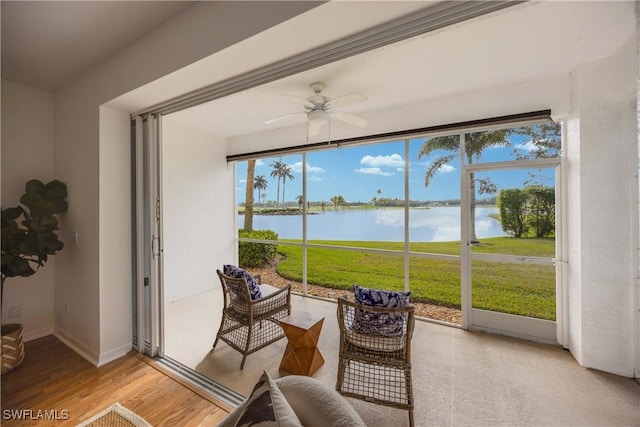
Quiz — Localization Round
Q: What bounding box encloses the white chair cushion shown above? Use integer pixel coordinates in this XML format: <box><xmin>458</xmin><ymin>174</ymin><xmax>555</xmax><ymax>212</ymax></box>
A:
<box><xmin>231</xmin><ymin>284</ymin><xmax>283</xmax><ymax>316</ymax></box>
<box><xmin>345</xmin><ymin>327</ymin><xmax>406</xmax><ymax>352</ymax></box>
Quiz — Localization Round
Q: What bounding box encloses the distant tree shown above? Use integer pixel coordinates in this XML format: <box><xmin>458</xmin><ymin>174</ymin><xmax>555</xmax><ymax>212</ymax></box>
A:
<box><xmin>280</xmin><ymin>164</ymin><xmax>294</xmax><ymax>206</ymax></box>
<box><xmin>270</xmin><ymin>160</ymin><xmax>285</xmax><ymax>208</ymax></box>
<box><xmin>296</xmin><ymin>194</ymin><xmax>303</xmax><ymax>212</ymax></box>
<box><xmin>254</xmin><ymin>175</ymin><xmax>268</xmax><ymax>208</ymax></box>
<box><xmin>330</xmin><ymin>195</ymin><xmax>345</xmax><ymax>211</ymax></box>
<box><xmin>243</xmin><ymin>160</ymin><xmax>256</xmax><ymax>231</ymax></box>
<box><xmin>418</xmin><ymin>130</ymin><xmax>511</xmax><ymax>242</ymax></box>
<box><xmin>513</xmin><ymin>121</ymin><xmax>561</xmax><ymax>160</ymax></box>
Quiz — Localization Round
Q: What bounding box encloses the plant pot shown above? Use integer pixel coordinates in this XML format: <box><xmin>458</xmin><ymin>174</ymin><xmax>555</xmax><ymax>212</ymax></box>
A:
<box><xmin>1</xmin><ymin>323</ymin><xmax>25</xmax><ymax>374</ymax></box>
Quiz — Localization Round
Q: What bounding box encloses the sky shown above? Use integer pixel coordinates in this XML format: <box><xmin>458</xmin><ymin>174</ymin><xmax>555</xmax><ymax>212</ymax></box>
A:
<box><xmin>236</xmin><ymin>133</ymin><xmax>556</xmax><ymax>205</ymax></box>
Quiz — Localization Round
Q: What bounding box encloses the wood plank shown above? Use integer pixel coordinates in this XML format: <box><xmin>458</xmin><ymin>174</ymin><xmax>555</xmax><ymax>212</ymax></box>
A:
<box><xmin>1</xmin><ymin>335</ymin><xmax>229</xmax><ymax>426</ymax></box>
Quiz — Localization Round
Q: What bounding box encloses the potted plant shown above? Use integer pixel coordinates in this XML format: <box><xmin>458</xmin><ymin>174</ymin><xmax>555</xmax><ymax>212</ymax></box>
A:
<box><xmin>1</xmin><ymin>179</ymin><xmax>68</xmax><ymax>374</ymax></box>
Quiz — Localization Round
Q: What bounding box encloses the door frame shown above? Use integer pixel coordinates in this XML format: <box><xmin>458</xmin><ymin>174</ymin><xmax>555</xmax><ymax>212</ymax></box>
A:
<box><xmin>461</xmin><ymin>156</ymin><xmax>562</xmax><ymax>344</ymax></box>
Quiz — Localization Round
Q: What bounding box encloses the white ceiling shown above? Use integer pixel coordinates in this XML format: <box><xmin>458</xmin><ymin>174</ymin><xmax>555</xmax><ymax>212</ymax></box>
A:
<box><xmin>161</xmin><ymin>0</ymin><xmax>634</xmax><ymax>144</ymax></box>
<box><xmin>1</xmin><ymin>1</ymin><xmax>193</xmax><ymax>91</ymax></box>
<box><xmin>2</xmin><ymin>1</ymin><xmax>635</xmax><ymax>147</ymax></box>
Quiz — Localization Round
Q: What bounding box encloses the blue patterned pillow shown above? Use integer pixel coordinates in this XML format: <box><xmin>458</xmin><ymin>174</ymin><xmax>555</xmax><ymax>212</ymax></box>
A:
<box><xmin>352</xmin><ymin>285</ymin><xmax>410</xmax><ymax>336</ymax></box>
<box><xmin>223</xmin><ymin>264</ymin><xmax>262</xmax><ymax>300</ymax></box>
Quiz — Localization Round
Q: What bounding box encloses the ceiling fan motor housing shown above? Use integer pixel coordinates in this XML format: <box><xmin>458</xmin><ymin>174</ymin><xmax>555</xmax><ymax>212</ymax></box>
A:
<box><xmin>307</xmin><ymin>108</ymin><xmax>329</xmax><ymax>125</ymax></box>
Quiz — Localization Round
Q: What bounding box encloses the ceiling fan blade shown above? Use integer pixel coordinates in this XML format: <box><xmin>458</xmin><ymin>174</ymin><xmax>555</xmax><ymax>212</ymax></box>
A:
<box><xmin>328</xmin><ymin>92</ymin><xmax>367</xmax><ymax>108</ymax></box>
<box><xmin>330</xmin><ymin>111</ymin><xmax>369</xmax><ymax>128</ymax></box>
<box><xmin>279</xmin><ymin>94</ymin><xmax>315</xmax><ymax>109</ymax></box>
<box><xmin>264</xmin><ymin>112</ymin><xmax>304</xmax><ymax>125</ymax></box>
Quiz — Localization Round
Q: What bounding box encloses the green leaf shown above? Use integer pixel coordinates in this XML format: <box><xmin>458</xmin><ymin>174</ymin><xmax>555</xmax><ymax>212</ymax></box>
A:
<box><xmin>1</xmin><ymin>178</ymin><xmax>68</xmax><ymax>282</ymax></box>
<box><xmin>1</xmin><ymin>207</ymin><xmax>24</xmax><ymax>221</ymax></box>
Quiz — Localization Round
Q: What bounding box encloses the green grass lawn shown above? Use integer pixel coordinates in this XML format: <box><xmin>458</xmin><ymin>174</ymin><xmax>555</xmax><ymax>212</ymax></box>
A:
<box><xmin>273</xmin><ymin>237</ymin><xmax>556</xmax><ymax>320</ymax></box>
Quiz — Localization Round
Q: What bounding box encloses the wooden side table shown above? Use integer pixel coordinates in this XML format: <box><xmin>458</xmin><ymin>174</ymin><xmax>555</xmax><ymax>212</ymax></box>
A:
<box><xmin>278</xmin><ymin>311</ymin><xmax>325</xmax><ymax>376</ymax></box>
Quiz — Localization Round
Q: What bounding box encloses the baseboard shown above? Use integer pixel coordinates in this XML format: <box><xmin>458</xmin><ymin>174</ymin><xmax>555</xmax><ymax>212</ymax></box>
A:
<box><xmin>23</xmin><ymin>326</ymin><xmax>54</xmax><ymax>343</ymax></box>
<box><xmin>54</xmin><ymin>327</ymin><xmax>100</xmax><ymax>366</ymax></box>
<box><xmin>97</xmin><ymin>341</ymin><xmax>132</xmax><ymax>367</ymax></box>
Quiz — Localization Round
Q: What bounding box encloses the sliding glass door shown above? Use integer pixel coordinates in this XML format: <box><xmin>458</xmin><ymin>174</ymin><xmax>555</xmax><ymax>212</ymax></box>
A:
<box><xmin>132</xmin><ymin>114</ymin><xmax>164</xmax><ymax>357</ymax></box>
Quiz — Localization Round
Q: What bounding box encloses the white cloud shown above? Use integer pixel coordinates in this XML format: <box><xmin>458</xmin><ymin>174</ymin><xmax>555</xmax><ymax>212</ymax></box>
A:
<box><xmin>515</xmin><ymin>140</ymin><xmax>537</xmax><ymax>151</ymax></box>
<box><xmin>256</xmin><ymin>159</ymin><xmax>265</xmax><ymax>166</ymax></box>
<box><xmin>239</xmin><ymin>179</ymin><xmax>247</xmax><ymax>183</ymax></box>
<box><xmin>290</xmin><ymin>161</ymin><xmax>325</xmax><ymax>174</ymax></box>
<box><xmin>355</xmin><ymin>167</ymin><xmax>395</xmax><ymax>176</ymax></box>
<box><xmin>438</xmin><ymin>164</ymin><xmax>455</xmax><ymax>173</ymax></box>
<box><xmin>309</xmin><ymin>176</ymin><xmax>322</xmax><ymax>182</ymax></box>
<box><xmin>360</xmin><ymin>153</ymin><xmax>404</xmax><ymax>168</ymax></box>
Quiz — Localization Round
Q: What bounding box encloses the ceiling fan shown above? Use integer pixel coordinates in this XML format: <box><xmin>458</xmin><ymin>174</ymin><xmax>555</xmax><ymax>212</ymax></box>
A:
<box><xmin>265</xmin><ymin>82</ymin><xmax>369</xmax><ymax>137</ymax></box>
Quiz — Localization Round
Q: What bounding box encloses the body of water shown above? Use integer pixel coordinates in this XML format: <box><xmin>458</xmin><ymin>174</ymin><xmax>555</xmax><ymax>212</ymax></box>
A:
<box><xmin>239</xmin><ymin>206</ymin><xmax>506</xmax><ymax>242</ymax></box>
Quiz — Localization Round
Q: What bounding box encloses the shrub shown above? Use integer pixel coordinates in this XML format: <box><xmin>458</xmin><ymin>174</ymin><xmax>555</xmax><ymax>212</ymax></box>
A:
<box><xmin>498</xmin><ymin>189</ymin><xmax>528</xmax><ymax>237</ymax></box>
<box><xmin>525</xmin><ymin>186</ymin><xmax>555</xmax><ymax>237</ymax></box>
<box><xmin>238</xmin><ymin>229</ymin><xmax>278</xmax><ymax>267</ymax></box>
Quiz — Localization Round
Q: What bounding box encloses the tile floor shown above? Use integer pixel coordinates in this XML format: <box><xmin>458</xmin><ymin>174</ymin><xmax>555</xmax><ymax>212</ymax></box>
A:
<box><xmin>164</xmin><ymin>287</ymin><xmax>640</xmax><ymax>426</ymax></box>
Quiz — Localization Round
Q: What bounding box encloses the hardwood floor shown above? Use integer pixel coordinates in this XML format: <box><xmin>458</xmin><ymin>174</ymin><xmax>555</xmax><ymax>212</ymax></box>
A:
<box><xmin>1</xmin><ymin>335</ymin><xmax>230</xmax><ymax>426</ymax></box>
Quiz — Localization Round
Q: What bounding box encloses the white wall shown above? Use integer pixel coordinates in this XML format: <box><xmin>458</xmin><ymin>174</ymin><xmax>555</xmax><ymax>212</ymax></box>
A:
<box><xmin>564</xmin><ymin>35</ymin><xmax>638</xmax><ymax>377</ymax></box>
<box><xmin>52</xmin><ymin>1</ymin><xmax>317</xmax><ymax>363</ymax></box>
<box><xmin>97</xmin><ymin>106</ymin><xmax>133</xmax><ymax>365</ymax></box>
<box><xmin>162</xmin><ymin>118</ymin><xmax>236</xmax><ymax>303</ymax></box>
<box><xmin>1</xmin><ymin>80</ymin><xmax>56</xmax><ymax>341</ymax></box>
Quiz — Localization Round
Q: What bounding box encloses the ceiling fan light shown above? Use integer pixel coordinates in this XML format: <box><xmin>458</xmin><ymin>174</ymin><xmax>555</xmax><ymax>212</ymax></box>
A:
<box><xmin>307</xmin><ymin>109</ymin><xmax>329</xmax><ymax>125</ymax></box>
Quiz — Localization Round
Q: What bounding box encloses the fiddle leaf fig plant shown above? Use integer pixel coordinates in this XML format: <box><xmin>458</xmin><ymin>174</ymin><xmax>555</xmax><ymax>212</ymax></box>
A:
<box><xmin>1</xmin><ymin>179</ymin><xmax>68</xmax><ymax>309</ymax></box>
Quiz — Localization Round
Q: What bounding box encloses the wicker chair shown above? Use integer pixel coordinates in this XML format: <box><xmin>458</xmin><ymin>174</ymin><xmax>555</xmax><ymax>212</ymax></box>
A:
<box><xmin>336</xmin><ymin>297</ymin><xmax>415</xmax><ymax>427</ymax></box>
<box><xmin>213</xmin><ymin>269</ymin><xmax>291</xmax><ymax>369</ymax></box>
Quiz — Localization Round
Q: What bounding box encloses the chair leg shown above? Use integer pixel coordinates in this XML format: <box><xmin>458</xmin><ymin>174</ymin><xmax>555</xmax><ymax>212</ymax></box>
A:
<box><xmin>212</xmin><ymin>312</ymin><xmax>226</xmax><ymax>351</ymax></box>
<box><xmin>240</xmin><ymin>354</ymin><xmax>248</xmax><ymax>370</ymax></box>
<box><xmin>408</xmin><ymin>409</ymin><xmax>414</xmax><ymax>427</ymax></box>
<box><xmin>240</xmin><ymin>324</ymin><xmax>253</xmax><ymax>370</ymax></box>
<box><xmin>335</xmin><ymin>357</ymin><xmax>347</xmax><ymax>393</ymax></box>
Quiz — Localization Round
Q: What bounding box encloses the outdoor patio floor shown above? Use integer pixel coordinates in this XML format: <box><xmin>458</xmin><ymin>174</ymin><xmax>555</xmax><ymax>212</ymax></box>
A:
<box><xmin>164</xmin><ymin>287</ymin><xmax>640</xmax><ymax>426</ymax></box>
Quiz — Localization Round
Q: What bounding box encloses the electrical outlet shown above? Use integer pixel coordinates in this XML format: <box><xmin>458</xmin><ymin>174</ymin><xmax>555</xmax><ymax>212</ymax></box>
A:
<box><xmin>8</xmin><ymin>305</ymin><xmax>21</xmax><ymax>319</ymax></box>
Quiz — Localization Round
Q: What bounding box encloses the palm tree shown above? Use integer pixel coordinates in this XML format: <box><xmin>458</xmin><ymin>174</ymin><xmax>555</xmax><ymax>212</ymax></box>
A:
<box><xmin>330</xmin><ymin>195</ymin><xmax>340</xmax><ymax>211</ymax></box>
<box><xmin>270</xmin><ymin>160</ymin><xmax>285</xmax><ymax>208</ymax></box>
<box><xmin>254</xmin><ymin>175</ymin><xmax>268</xmax><ymax>208</ymax></box>
<box><xmin>417</xmin><ymin>130</ymin><xmax>511</xmax><ymax>242</ymax></box>
<box><xmin>338</xmin><ymin>195</ymin><xmax>346</xmax><ymax>211</ymax></box>
<box><xmin>243</xmin><ymin>159</ymin><xmax>256</xmax><ymax>231</ymax></box>
<box><xmin>296</xmin><ymin>194</ymin><xmax>303</xmax><ymax>212</ymax></box>
<box><xmin>280</xmin><ymin>164</ymin><xmax>294</xmax><ymax>206</ymax></box>
<box><xmin>329</xmin><ymin>195</ymin><xmax>346</xmax><ymax>211</ymax></box>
